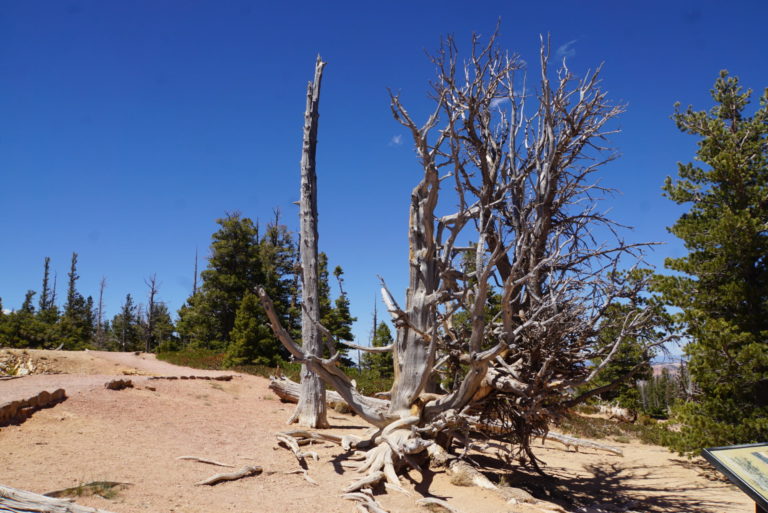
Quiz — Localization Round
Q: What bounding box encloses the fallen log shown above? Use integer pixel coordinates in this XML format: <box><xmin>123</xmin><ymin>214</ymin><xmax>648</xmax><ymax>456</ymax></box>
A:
<box><xmin>269</xmin><ymin>377</ymin><xmax>389</xmax><ymax>414</ymax></box>
<box><xmin>0</xmin><ymin>484</ymin><xmax>118</xmax><ymax>512</ymax></box>
<box><xmin>544</xmin><ymin>432</ymin><xmax>623</xmax><ymax>456</ymax></box>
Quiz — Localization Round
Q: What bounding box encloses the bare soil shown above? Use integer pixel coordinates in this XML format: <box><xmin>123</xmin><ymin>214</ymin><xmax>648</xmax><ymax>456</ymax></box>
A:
<box><xmin>0</xmin><ymin>349</ymin><xmax>753</xmax><ymax>512</ymax></box>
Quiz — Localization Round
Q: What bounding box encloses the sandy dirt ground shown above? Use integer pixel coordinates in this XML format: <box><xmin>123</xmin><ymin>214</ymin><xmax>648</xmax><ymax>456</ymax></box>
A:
<box><xmin>0</xmin><ymin>349</ymin><xmax>754</xmax><ymax>513</ymax></box>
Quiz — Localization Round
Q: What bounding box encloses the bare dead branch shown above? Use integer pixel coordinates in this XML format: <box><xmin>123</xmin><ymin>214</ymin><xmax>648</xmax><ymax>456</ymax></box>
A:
<box><xmin>176</xmin><ymin>456</ymin><xmax>235</xmax><ymax>468</ymax></box>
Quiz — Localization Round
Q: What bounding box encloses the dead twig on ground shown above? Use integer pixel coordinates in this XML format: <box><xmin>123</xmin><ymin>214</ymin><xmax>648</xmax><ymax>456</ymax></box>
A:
<box><xmin>195</xmin><ymin>465</ymin><xmax>262</xmax><ymax>486</ymax></box>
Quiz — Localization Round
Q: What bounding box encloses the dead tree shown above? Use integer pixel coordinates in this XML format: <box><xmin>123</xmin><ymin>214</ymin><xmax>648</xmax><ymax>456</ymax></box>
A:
<box><xmin>144</xmin><ymin>274</ymin><xmax>159</xmax><ymax>353</ymax></box>
<box><xmin>260</xmin><ymin>31</ymin><xmax>669</xmax><ymax>497</ymax></box>
<box><xmin>95</xmin><ymin>277</ymin><xmax>107</xmax><ymax>349</ymax></box>
<box><xmin>290</xmin><ymin>56</ymin><xmax>329</xmax><ymax>428</ymax></box>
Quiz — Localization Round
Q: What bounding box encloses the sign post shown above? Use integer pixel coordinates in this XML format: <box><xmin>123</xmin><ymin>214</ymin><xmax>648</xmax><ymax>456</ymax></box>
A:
<box><xmin>702</xmin><ymin>443</ymin><xmax>768</xmax><ymax>513</ymax></box>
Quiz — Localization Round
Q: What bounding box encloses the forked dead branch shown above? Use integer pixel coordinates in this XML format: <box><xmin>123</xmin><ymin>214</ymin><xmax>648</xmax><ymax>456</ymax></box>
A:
<box><xmin>259</xmin><ymin>29</ymin><xmax>671</xmax><ymax>508</ymax></box>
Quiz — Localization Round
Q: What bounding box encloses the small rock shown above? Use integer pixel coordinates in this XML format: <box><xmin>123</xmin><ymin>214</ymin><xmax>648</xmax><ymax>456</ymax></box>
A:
<box><xmin>105</xmin><ymin>379</ymin><xmax>134</xmax><ymax>391</ymax></box>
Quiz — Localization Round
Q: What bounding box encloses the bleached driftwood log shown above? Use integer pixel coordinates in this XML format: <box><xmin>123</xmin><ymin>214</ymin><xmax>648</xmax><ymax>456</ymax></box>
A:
<box><xmin>544</xmin><ymin>432</ymin><xmax>623</xmax><ymax>456</ymax></box>
<box><xmin>195</xmin><ymin>465</ymin><xmax>262</xmax><ymax>486</ymax></box>
<box><xmin>0</xmin><ymin>484</ymin><xmax>117</xmax><ymax>513</ymax></box>
<box><xmin>269</xmin><ymin>376</ymin><xmax>389</xmax><ymax>414</ymax></box>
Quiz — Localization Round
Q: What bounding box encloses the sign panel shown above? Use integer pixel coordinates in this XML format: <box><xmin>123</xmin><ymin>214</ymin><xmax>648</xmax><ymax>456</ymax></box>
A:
<box><xmin>702</xmin><ymin>442</ymin><xmax>768</xmax><ymax>511</ymax></box>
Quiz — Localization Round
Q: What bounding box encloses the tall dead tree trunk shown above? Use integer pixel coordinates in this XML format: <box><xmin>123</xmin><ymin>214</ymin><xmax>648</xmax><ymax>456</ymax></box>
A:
<box><xmin>145</xmin><ymin>274</ymin><xmax>159</xmax><ymax>353</ymax></box>
<box><xmin>291</xmin><ymin>56</ymin><xmax>329</xmax><ymax>428</ymax></box>
<box><xmin>95</xmin><ymin>277</ymin><xmax>106</xmax><ymax>349</ymax></box>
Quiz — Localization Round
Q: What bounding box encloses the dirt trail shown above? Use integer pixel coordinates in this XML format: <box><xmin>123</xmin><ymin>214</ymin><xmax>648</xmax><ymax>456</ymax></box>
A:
<box><xmin>0</xmin><ymin>350</ymin><xmax>754</xmax><ymax>513</ymax></box>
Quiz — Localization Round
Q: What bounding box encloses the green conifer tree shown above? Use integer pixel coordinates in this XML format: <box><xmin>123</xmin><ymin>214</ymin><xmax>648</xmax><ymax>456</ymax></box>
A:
<box><xmin>177</xmin><ymin>213</ymin><xmax>263</xmax><ymax>349</ymax></box>
<box><xmin>56</xmin><ymin>253</ymin><xmax>94</xmax><ymax>349</ymax></box>
<box><xmin>36</xmin><ymin>257</ymin><xmax>59</xmax><ymax>346</ymax></box>
<box><xmin>111</xmin><ymin>293</ymin><xmax>141</xmax><ymax>351</ymax></box>
<box><xmin>3</xmin><ymin>291</ymin><xmax>45</xmax><ymax>348</ymax></box>
<box><xmin>224</xmin><ymin>215</ymin><xmax>299</xmax><ymax>366</ymax></box>
<box><xmin>658</xmin><ymin>71</ymin><xmax>768</xmax><ymax>452</ymax></box>
<box><xmin>362</xmin><ymin>322</ymin><xmax>394</xmax><ymax>378</ymax></box>
<box><xmin>225</xmin><ymin>291</ymin><xmax>279</xmax><ymax>366</ymax></box>
<box><xmin>0</xmin><ymin>298</ymin><xmax>7</xmax><ymax>346</ymax></box>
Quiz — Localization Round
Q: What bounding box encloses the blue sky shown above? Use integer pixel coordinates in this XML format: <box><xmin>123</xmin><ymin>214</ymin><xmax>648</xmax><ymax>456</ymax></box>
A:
<box><xmin>2</xmin><ymin>1</ymin><xmax>767</xmax><ymax>352</ymax></box>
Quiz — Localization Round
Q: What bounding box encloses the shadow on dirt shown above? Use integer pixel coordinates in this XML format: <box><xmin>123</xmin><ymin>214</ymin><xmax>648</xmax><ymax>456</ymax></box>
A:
<box><xmin>470</xmin><ymin>452</ymin><xmax>739</xmax><ymax>513</ymax></box>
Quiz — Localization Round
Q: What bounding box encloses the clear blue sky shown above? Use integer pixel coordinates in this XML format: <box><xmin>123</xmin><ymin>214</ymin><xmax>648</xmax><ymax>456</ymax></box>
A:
<box><xmin>2</xmin><ymin>1</ymin><xmax>767</xmax><ymax>350</ymax></box>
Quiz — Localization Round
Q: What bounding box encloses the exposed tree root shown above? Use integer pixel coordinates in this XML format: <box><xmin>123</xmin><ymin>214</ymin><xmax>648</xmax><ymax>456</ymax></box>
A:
<box><xmin>416</xmin><ymin>497</ymin><xmax>464</xmax><ymax>513</ymax></box>
<box><xmin>284</xmin><ymin>469</ymin><xmax>319</xmax><ymax>485</ymax></box>
<box><xmin>276</xmin><ymin>433</ymin><xmax>319</xmax><ymax>467</ymax></box>
<box><xmin>341</xmin><ymin>488</ymin><xmax>388</xmax><ymax>513</ymax></box>
<box><xmin>343</xmin><ymin>471</ymin><xmax>385</xmax><ymax>493</ymax></box>
<box><xmin>195</xmin><ymin>465</ymin><xmax>262</xmax><ymax>486</ymax></box>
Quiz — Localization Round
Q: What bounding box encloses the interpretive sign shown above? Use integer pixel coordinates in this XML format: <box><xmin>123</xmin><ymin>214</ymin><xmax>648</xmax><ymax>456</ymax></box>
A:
<box><xmin>702</xmin><ymin>443</ymin><xmax>768</xmax><ymax>512</ymax></box>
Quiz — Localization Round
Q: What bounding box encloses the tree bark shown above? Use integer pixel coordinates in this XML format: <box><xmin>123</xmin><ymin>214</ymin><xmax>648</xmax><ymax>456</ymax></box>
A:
<box><xmin>292</xmin><ymin>56</ymin><xmax>329</xmax><ymax>428</ymax></box>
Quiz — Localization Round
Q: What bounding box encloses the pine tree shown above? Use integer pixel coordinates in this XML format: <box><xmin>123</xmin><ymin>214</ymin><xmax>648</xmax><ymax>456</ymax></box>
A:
<box><xmin>658</xmin><ymin>71</ymin><xmax>768</xmax><ymax>452</ymax></box>
<box><xmin>225</xmin><ymin>291</ymin><xmax>279</xmax><ymax>366</ymax></box>
<box><xmin>322</xmin><ymin>264</ymin><xmax>356</xmax><ymax>365</ymax></box>
<box><xmin>148</xmin><ymin>302</ymin><xmax>177</xmax><ymax>351</ymax></box>
<box><xmin>260</xmin><ymin>214</ymin><xmax>300</xmax><ymax>344</ymax></box>
<box><xmin>0</xmin><ymin>298</ymin><xmax>7</xmax><ymax>346</ymax></box>
<box><xmin>29</xmin><ymin>257</ymin><xmax>59</xmax><ymax>347</ymax></box>
<box><xmin>38</xmin><ymin>257</ymin><xmax>54</xmax><ymax>312</ymax></box>
<box><xmin>363</xmin><ymin>322</ymin><xmax>394</xmax><ymax>378</ymax></box>
<box><xmin>55</xmin><ymin>253</ymin><xmax>94</xmax><ymax>349</ymax></box>
<box><xmin>224</xmin><ymin>215</ymin><xmax>299</xmax><ymax>366</ymax></box>
<box><xmin>112</xmin><ymin>293</ymin><xmax>141</xmax><ymax>351</ymax></box>
<box><xmin>3</xmin><ymin>291</ymin><xmax>45</xmax><ymax>348</ymax></box>
<box><xmin>176</xmin><ymin>213</ymin><xmax>263</xmax><ymax>349</ymax></box>
<box><xmin>587</xmin><ymin>270</ymin><xmax>672</xmax><ymax>410</ymax></box>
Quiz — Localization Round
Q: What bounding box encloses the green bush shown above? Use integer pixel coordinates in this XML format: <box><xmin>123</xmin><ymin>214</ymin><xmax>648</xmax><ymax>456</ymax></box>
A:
<box><xmin>156</xmin><ymin>348</ymin><xmax>226</xmax><ymax>370</ymax></box>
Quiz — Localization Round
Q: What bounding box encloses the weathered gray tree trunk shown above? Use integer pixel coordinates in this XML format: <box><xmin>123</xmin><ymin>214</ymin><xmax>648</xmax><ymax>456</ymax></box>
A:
<box><xmin>0</xmin><ymin>484</ymin><xmax>117</xmax><ymax>513</ymax></box>
<box><xmin>291</xmin><ymin>56</ymin><xmax>329</xmax><ymax>428</ymax></box>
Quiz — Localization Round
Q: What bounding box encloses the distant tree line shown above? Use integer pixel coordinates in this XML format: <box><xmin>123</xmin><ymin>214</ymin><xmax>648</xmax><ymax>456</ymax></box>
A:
<box><xmin>0</xmin><ymin>211</ymin><xmax>357</xmax><ymax>366</ymax></box>
<box><xmin>0</xmin><ymin>253</ymin><xmax>175</xmax><ymax>352</ymax></box>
